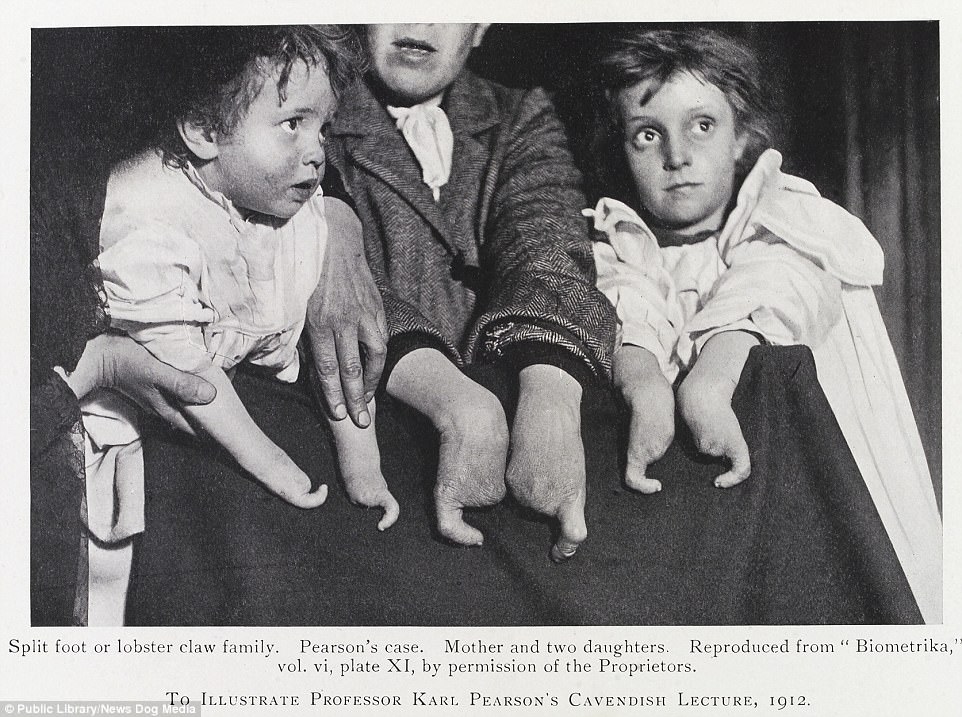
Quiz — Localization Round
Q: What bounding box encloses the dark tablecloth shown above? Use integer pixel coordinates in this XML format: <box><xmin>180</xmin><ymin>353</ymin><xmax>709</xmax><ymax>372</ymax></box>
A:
<box><xmin>127</xmin><ymin>346</ymin><xmax>921</xmax><ymax>625</ymax></box>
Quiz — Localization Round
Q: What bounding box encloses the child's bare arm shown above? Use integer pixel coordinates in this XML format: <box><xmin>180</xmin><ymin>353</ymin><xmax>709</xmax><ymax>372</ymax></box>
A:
<box><xmin>613</xmin><ymin>344</ymin><xmax>675</xmax><ymax>493</ymax></box>
<box><xmin>182</xmin><ymin>364</ymin><xmax>327</xmax><ymax>509</ymax></box>
<box><xmin>677</xmin><ymin>330</ymin><xmax>759</xmax><ymax>488</ymax></box>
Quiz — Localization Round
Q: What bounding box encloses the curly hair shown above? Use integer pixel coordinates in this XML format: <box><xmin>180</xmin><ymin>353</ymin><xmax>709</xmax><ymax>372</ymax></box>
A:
<box><xmin>590</xmin><ymin>27</ymin><xmax>779</xmax><ymax>202</ymax></box>
<box><xmin>153</xmin><ymin>25</ymin><xmax>364</xmax><ymax>168</ymax></box>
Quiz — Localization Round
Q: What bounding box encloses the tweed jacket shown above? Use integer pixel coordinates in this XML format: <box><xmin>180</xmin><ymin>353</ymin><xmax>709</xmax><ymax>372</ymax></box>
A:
<box><xmin>328</xmin><ymin>71</ymin><xmax>616</xmax><ymax>380</ymax></box>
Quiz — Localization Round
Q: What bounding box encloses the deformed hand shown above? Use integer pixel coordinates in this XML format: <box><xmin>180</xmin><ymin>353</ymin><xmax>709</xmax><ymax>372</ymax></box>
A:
<box><xmin>678</xmin><ymin>386</ymin><xmax>750</xmax><ymax>488</ymax></box>
<box><xmin>329</xmin><ymin>398</ymin><xmax>400</xmax><ymax>531</ymax></box>
<box><xmin>613</xmin><ymin>345</ymin><xmax>675</xmax><ymax>493</ymax></box>
<box><xmin>677</xmin><ymin>331</ymin><xmax>757</xmax><ymax>488</ymax></box>
<box><xmin>387</xmin><ymin>348</ymin><xmax>508</xmax><ymax>546</ymax></box>
<box><xmin>506</xmin><ymin>365</ymin><xmax>587</xmax><ymax>562</ymax></box>
<box><xmin>677</xmin><ymin>375</ymin><xmax>750</xmax><ymax>489</ymax></box>
<box><xmin>434</xmin><ymin>388</ymin><xmax>509</xmax><ymax>546</ymax></box>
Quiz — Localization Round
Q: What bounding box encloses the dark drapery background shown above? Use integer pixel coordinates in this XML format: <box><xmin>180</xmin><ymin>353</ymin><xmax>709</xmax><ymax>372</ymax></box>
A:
<box><xmin>32</xmin><ymin>21</ymin><xmax>941</xmax><ymax>493</ymax></box>
<box><xmin>775</xmin><ymin>23</ymin><xmax>941</xmax><ymax>498</ymax></box>
<box><xmin>472</xmin><ymin>21</ymin><xmax>941</xmax><ymax>496</ymax></box>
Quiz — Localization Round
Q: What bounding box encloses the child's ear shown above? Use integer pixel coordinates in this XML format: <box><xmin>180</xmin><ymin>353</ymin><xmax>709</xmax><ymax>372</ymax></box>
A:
<box><xmin>471</xmin><ymin>24</ymin><xmax>491</xmax><ymax>48</ymax></box>
<box><xmin>177</xmin><ymin>119</ymin><xmax>220</xmax><ymax>161</ymax></box>
<box><xmin>732</xmin><ymin>132</ymin><xmax>749</xmax><ymax>163</ymax></box>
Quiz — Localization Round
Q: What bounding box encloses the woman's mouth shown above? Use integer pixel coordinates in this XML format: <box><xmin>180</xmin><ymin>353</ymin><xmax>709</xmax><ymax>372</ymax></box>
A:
<box><xmin>393</xmin><ymin>38</ymin><xmax>437</xmax><ymax>54</ymax></box>
<box><xmin>391</xmin><ymin>38</ymin><xmax>439</xmax><ymax>65</ymax></box>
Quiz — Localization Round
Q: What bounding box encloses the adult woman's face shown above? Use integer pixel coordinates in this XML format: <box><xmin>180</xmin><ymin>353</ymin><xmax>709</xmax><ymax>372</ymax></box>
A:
<box><xmin>365</xmin><ymin>24</ymin><xmax>489</xmax><ymax>106</ymax></box>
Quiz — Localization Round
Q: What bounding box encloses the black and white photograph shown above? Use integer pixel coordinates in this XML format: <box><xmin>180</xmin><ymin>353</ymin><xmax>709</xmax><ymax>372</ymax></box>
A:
<box><xmin>6</xmin><ymin>0</ymin><xmax>961</xmax><ymax>714</ymax></box>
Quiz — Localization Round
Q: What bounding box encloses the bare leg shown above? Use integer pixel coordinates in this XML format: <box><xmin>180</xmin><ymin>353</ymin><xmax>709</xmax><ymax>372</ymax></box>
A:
<box><xmin>184</xmin><ymin>365</ymin><xmax>327</xmax><ymax>509</ymax></box>
<box><xmin>87</xmin><ymin>538</ymin><xmax>133</xmax><ymax>626</ymax></box>
<box><xmin>328</xmin><ymin>399</ymin><xmax>399</xmax><ymax>530</ymax></box>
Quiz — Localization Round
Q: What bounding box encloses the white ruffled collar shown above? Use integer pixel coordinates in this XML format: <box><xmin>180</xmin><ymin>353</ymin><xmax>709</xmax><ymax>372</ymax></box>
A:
<box><xmin>181</xmin><ymin>160</ymin><xmax>250</xmax><ymax>233</ymax></box>
<box><xmin>585</xmin><ymin>149</ymin><xmax>883</xmax><ymax>286</ymax></box>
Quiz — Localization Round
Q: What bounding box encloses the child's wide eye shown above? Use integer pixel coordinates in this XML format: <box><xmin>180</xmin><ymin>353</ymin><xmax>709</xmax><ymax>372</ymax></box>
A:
<box><xmin>282</xmin><ymin>118</ymin><xmax>301</xmax><ymax>133</ymax></box>
<box><xmin>632</xmin><ymin>128</ymin><xmax>660</xmax><ymax>148</ymax></box>
<box><xmin>695</xmin><ymin>119</ymin><xmax>715</xmax><ymax>134</ymax></box>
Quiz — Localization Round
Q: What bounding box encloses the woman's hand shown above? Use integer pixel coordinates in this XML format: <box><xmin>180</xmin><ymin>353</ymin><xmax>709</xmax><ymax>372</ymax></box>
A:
<box><xmin>677</xmin><ymin>331</ymin><xmax>757</xmax><ymax>488</ymax></box>
<box><xmin>506</xmin><ymin>364</ymin><xmax>586</xmax><ymax>562</ymax></box>
<box><xmin>613</xmin><ymin>345</ymin><xmax>675</xmax><ymax>493</ymax></box>
<box><xmin>387</xmin><ymin>348</ymin><xmax>508</xmax><ymax>546</ymax></box>
<box><xmin>307</xmin><ymin>196</ymin><xmax>388</xmax><ymax>429</ymax></box>
<box><xmin>65</xmin><ymin>333</ymin><xmax>216</xmax><ymax>433</ymax></box>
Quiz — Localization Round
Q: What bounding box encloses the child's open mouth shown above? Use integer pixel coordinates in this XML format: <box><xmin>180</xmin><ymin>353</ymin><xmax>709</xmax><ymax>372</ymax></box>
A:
<box><xmin>291</xmin><ymin>178</ymin><xmax>319</xmax><ymax>197</ymax></box>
